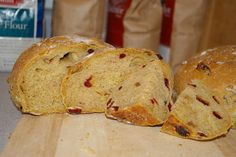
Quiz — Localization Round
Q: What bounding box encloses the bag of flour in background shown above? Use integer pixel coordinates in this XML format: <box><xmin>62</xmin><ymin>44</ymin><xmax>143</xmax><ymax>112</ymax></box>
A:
<box><xmin>52</xmin><ymin>0</ymin><xmax>106</xmax><ymax>39</ymax></box>
<box><xmin>106</xmin><ymin>0</ymin><xmax>162</xmax><ymax>52</ymax></box>
<box><xmin>0</xmin><ymin>0</ymin><xmax>44</xmax><ymax>72</ymax></box>
<box><xmin>169</xmin><ymin>0</ymin><xmax>209</xmax><ymax>68</ymax></box>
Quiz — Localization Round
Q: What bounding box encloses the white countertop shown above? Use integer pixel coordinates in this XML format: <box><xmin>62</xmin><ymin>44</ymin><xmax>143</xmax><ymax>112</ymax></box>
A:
<box><xmin>0</xmin><ymin>73</ymin><xmax>21</xmax><ymax>151</ymax></box>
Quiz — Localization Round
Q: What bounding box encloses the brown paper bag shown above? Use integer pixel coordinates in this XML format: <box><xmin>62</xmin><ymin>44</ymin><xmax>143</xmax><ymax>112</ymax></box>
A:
<box><xmin>52</xmin><ymin>0</ymin><xmax>106</xmax><ymax>38</ymax></box>
<box><xmin>106</xmin><ymin>0</ymin><xmax>162</xmax><ymax>52</ymax></box>
<box><xmin>199</xmin><ymin>0</ymin><xmax>236</xmax><ymax>51</ymax></box>
<box><xmin>170</xmin><ymin>0</ymin><xmax>209</xmax><ymax>67</ymax></box>
<box><xmin>123</xmin><ymin>0</ymin><xmax>162</xmax><ymax>51</ymax></box>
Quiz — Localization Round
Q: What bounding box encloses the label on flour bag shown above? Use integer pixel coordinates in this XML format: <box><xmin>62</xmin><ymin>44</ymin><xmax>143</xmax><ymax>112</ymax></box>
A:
<box><xmin>0</xmin><ymin>7</ymin><xmax>35</xmax><ymax>37</ymax></box>
<box><xmin>0</xmin><ymin>0</ymin><xmax>44</xmax><ymax>72</ymax></box>
<box><xmin>106</xmin><ymin>0</ymin><xmax>132</xmax><ymax>47</ymax></box>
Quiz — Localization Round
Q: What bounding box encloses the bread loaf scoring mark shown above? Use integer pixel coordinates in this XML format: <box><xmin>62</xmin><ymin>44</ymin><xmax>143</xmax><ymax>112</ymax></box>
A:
<box><xmin>67</xmin><ymin>107</ymin><xmax>82</xmax><ymax>114</ymax></box>
<box><xmin>87</xmin><ymin>48</ymin><xmax>94</xmax><ymax>54</ymax></box>
<box><xmin>196</xmin><ymin>62</ymin><xmax>211</xmax><ymax>75</ymax></box>
<box><xmin>150</xmin><ymin>98</ymin><xmax>158</xmax><ymax>105</ymax></box>
<box><xmin>84</xmin><ymin>76</ymin><xmax>93</xmax><ymax>88</ymax></box>
<box><xmin>118</xmin><ymin>86</ymin><xmax>123</xmax><ymax>90</ymax></box>
<box><xmin>175</xmin><ymin>125</ymin><xmax>190</xmax><ymax>137</ymax></box>
<box><xmin>119</xmin><ymin>53</ymin><xmax>126</xmax><ymax>59</ymax></box>
<box><xmin>135</xmin><ymin>82</ymin><xmax>141</xmax><ymax>87</ymax></box>
<box><xmin>187</xmin><ymin>83</ymin><xmax>197</xmax><ymax>88</ymax></box>
<box><xmin>156</xmin><ymin>54</ymin><xmax>163</xmax><ymax>60</ymax></box>
<box><xmin>212</xmin><ymin>96</ymin><xmax>220</xmax><ymax>104</ymax></box>
<box><xmin>196</xmin><ymin>96</ymin><xmax>209</xmax><ymax>106</ymax></box>
<box><xmin>164</xmin><ymin>78</ymin><xmax>170</xmax><ymax>90</ymax></box>
<box><xmin>197</xmin><ymin>132</ymin><xmax>207</xmax><ymax>137</ymax></box>
<box><xmin>167</xmin><ymin>103</ymin><xmax>172</xmax><ymax>111</ymax></box>
<box><xmin>213</xmin><ymin>111</ymin><xmax>222</xmax><ymax>119</ymax></box>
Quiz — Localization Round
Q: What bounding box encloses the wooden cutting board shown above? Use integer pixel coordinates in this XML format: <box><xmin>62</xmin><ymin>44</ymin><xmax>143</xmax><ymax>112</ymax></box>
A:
<box><xmin>1</xmin><ymin>113</ymin><xmax>236</xmax><ymax>157</ymax></box>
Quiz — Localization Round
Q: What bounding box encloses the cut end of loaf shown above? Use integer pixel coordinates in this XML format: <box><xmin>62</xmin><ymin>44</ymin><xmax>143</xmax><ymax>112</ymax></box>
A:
<box><xmin>161</xmin><ymin>80</ymin><xmax>232</xmax><ymax>140</ymax></box>
<box><xmin>174</xmin><ymin>46</ymin><xmax>236</xmax><ymax>129</ymax></box>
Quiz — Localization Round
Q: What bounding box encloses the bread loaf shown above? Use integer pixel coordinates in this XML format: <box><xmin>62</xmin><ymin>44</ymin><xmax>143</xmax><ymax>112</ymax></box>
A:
<box><xmin>61</xmin><ymin>48</ymin><xmax>173</xmax><ymax>125</ymax></box>
<box><xmin>161</xmin><ymin>80</ymin><xmax>231</xmax><ymax>140</ymax></box>
<box><xmin>174</xmin><ymin>46</ymin><xmax>236</xmax><ymax>129</ymax></box>
<box><xmin>8</xmin><ymin>36</ymin><xmax>112</xmax><ymax>115</ymax></box>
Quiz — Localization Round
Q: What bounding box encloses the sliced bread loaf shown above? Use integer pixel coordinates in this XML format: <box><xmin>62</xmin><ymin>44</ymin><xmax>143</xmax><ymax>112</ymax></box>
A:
<box><xmin>61</xmin><ymin>48</ymin><xmax>173</xmax><ymax>125</ymax></box>
<box><xmin>8</xmin><ymin>36</ymin><xmax>112</xmax><ymax>115</ymax></box>
<box><xmin>161</xmin><ymin>80</ymin><xmax>231</xmax><ymax>140</ymax></box>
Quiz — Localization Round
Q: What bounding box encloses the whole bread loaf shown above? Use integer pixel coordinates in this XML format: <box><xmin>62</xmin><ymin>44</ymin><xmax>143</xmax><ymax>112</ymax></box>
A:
<box><xmin>174</xmin><ymin>46</ymin><xmax>236</xmax><ymax>129</ymax></box>
<box><xmin>61</xmin><ymin>48</ymin><xmax>173</xmax><ymax>125</ymax></box>
<box><xmin>161</xmin><ymin>80</ymin><xmax>232</xmax><ymax>140</ymax></box>
<box><xmin>8</xmin><ymin>36</ymin><xmax>112</xmax><ymax>115</ymax></box>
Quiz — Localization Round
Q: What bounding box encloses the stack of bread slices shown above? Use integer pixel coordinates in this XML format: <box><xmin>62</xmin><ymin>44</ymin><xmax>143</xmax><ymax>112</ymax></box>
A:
<box><xmin>8</xmin><ymin>36</ymin><xmax>235</xmax><ymax>141</ymax></box>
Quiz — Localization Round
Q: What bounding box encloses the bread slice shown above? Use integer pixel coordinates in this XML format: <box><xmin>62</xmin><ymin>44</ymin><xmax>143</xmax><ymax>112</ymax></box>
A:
<box><xmin>161</xmin><ymin>80</ymin><xmax>231</xmax><ymax>140</ymax></box>
<box><xmin>61</xmin><ymin>48</ymin><xmax>173</xmax><ymax>124</ymax></box>
<box><xmin>174</xmin><ymin>46</ymin><xmax>236</xmax><ymax>129</ymax></box>
<box><xmin>8</xmin><ymin>35</ymin><xmax>112</xmax><ymax>115</ymax></box>
<box><xmin>105</xmin><ymin>60</ymin><xmax>173</xmax><ymax>126</ymax></box>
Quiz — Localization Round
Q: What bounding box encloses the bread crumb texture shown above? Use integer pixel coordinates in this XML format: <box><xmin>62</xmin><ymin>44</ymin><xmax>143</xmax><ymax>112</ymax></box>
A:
<box><xmin>161</xmin><ymin>80</ymin><xmax>232</xmax><ymax>140</ymax></box>
<box><xmin>61</xmin><ymin>48</ymin><xmax>173</xmax><ymax>126</ymax></box>
<box><xmin>8</xmin><ymin>36</ymin><xmax>112</xmax><ymax>115</ymax></box>
<box><xmin>175</xmin><ymin>46</ymin><xmax>236</xmax><ymax>129</ymax></box>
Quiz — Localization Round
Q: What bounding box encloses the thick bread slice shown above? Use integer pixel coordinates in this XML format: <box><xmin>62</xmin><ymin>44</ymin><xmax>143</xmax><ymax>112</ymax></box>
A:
<box><xmin>175</xmin><ymin>46</ymin><xmax>236</xmax><ymax>129</ymax></box>
<box><xmin>8</xmin><ymin>35</ymin><xmax>112</xmax><ymax>115</ymax></box>
<box><xmin>105</xmin><ymin>61</ymin><xmax>173</xmax><ymax>126</ymax></box>
<box><xmin>61</xmin><ymin>48</ymin><xmax>172</xmax><ymax>122</ymax></box>
<box><xmin>161</xmin><ymin>80</ymin><xmax>232</xmax><ymax>140</ymax></box>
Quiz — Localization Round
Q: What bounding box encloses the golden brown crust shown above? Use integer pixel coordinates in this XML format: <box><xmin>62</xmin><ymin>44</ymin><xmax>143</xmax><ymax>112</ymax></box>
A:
<box><xmin>175</xmin><ymin>45</ymin><xmax>236</xmax><ymax>128</ymax></box>
<box><xmin>106</xmin><ymin>104</ymin><xmax>161</xmax><ymax>126</ymax></box>
<box><xmin>8</xmin><ymin>35</ymin><xmax>111</xmax><ymax>114</ymax></box>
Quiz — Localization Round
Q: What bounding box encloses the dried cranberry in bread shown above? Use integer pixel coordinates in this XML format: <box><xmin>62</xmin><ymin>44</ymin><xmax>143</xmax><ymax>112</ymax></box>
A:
<box><xmin>61</xmin><ymin>48</ymin><xmax>173</xmax><ymax>125</ymax></box>
<box><xmin>105</xmin><ymin>61</ymin><xmax>173</xmax><ymax>126</ymax></box>
<box><xmin>175</xmin><ymin>46</ymin><xmax>236</xmax><ymax>129</ymax></box>
<box><xmin>161</xmin><ymin>80</ymin><xmax>231</xmax><ymax>140</ymax></box>
<box><xmin>8</xmin><ymin>35</ymin><xmax>112</xmax><ymax>115</ymax></box>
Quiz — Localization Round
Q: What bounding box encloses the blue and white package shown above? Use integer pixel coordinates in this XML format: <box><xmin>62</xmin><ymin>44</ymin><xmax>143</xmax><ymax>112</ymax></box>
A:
<box><xmin>0</xmin><ymin>0</ymin><xmax>44</xmax><ymax>72</ymax></box>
